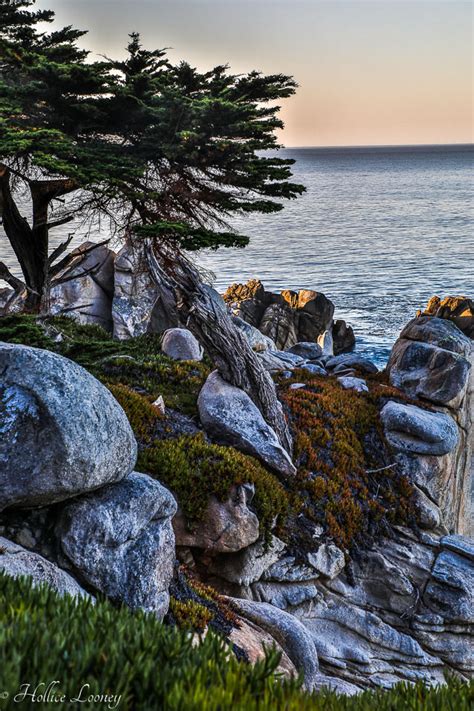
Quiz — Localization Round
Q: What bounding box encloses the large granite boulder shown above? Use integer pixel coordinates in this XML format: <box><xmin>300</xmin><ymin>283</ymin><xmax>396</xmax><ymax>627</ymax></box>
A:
<box><xmin>198</xmin><ymin>371</ymin><xmax>296</xmax><ymax>478</ymax></box>
<box><xmin>173</xmin><ymin>484</ymin><xmax>259</xmax><ymax>553</ymax></box>
<box><xmin>387</xmin><ymin>317</ymin><xmax>471</xmax><ymax>409</ymax></box>
<box><xmin>223</xmin><ymin>279</ymin><xmax>269</xmax><ymax>326</ymax></box>
<box><xmin>161</xmin><ymin>328</ymin><xmax>203</xmax><ymax>361</ymax></box>
<box><xmin>0</xmin><ymin>343</ymin><xmax>137</xmax><ymax>510</ymax></box>
<box><xmin>112</xmin><ymin>239</ymin><xmax>179</xmax><ymax>339</ymax></box>
<box><xmin>381</xmin><ymin>401</ymin><xmax>459</xmax><ymax>456</ymax></box>
<box><xmin>56</xmin><ymin>473</ymin><xmax>176</xmax><ymax>619</ymax></box>
<box><xmin>0</xmin><ymin>536</ymin><xmax>91</xmax><ymax>600</ymax></box>
<box><xmin>49</xmin><ymin>241</ymin><xmax>115</xmax><ymax>332</ymax></box>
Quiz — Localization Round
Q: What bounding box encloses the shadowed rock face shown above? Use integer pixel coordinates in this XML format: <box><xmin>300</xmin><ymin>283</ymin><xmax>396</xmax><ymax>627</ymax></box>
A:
<box><xmin>0</xmin><ymin>342</ymin><xmax>137</xmax><ymax>510</ymax></box>
<box><xmin>56</xmin><ymin>472</ymin><xmax>177</xmax><ymax>620</ymax></box>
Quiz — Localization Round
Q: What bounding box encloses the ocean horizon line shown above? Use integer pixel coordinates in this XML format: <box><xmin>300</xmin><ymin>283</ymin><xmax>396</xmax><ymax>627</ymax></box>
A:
<box><xmin>280</xmin><ymin>142</ymin><xmax>474</xmax><ymax>151</ymax></box>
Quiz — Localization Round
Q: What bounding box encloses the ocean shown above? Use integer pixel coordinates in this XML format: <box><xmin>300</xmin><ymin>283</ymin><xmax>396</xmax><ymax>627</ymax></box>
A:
<box><xmin>1</xmin><ymin>144</ymin><xmax>472</xmax><ymax>364</ymax></box>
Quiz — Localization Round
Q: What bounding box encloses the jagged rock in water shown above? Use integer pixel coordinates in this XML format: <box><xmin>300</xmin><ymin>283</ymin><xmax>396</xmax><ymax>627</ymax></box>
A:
<box><xmin>0</xmin><ymin>536</ymin><xmax>91</xmax><ymax>600</ymax></box>
<box><xmin>48</xmin><ymin>241</ymin><xmax>116</xmax><ymax>331</ymax></box>
<box><xmin>381</xmin><ymin>401</ymin><xmax>459</xmax><ymax>456</ymax></box>
<box><xmin>161</xmin><ymin>327</ymin><xmax>203</xmax><ymax>361</ymax></box>
<box><xmin>223</xmin><ymin>279</ymin><xmax>269</xmax><ymax>326</ymax></box>
<box><xmin>223</xmin><ymin>279</ymin><xmax>351</xmax><ymax>353</ymax></box>
<box><xmin>198</xmin><ymin>371</ymin><xmax>296</xmax><ymax>478</ymax></box>
<box><xmin>421</xmin><ymin>295</ymin><xmax>474</xmax><ymax>338</ymax></box>
<box><xmin>56</xmin><ymin>472</ymin><xmax>176</xmax><ymax>620</ymax></box>
<box><xmin>173</xmin><ymin>484</ymin><xmax>260</xmax><ymax>553</ymax></box>
<box><xmin>332</xmin><ymin>319</ymin><xmax>356</xmax><ymax>355</ymax></box>
<box><xmin>259</xmin><ymin>303</ymin><xmax>299</xmax><ymax>350</ymax></box>
<box><xmin>112</xmin><ymin>239</ymin><xmax>179</xmax><ymax>339</ymax></box>
<box><xmin>0</xmin><ymin>343</ymin><xmax>137</xmax><ymax>510</ymax></box>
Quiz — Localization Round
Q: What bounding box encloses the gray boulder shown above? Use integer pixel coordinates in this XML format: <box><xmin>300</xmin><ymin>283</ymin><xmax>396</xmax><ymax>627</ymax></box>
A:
<box><xmin>57</xmin><ymin>472</ymin><xmax>176</xmax><ymax>619</ymax></box>
<box><xmin>161</xmin><ymin>327</ymin><xmax>203</xmax><ymax>361</ymax></box>
<box><xmin>209</xmin><ymin>536</ymin><xmax>285</xmax><ymax>585</ymax></box>
<box><xmin>232</xmin><ymin>316</ymin><xmax>276</xmax><ymax>352</ymax></box>
<box><xmin>332</xmin><ymin>319</ymin><xmax>356</xmax><ymax>355</ymax></box>
<box><xmin>317</xmin><ymin>330</ymin><xmax>334</xmax><ymax>356</ymax></box>
<box><xmin>381</xmin><ymin>401</ymin><xmax>458</xmax><ymax>455</ymax></box>
<box><xmin>198</xmin><ymin>371</ymin><xmax>296</xmax><ymax>478</ymax></box>
<box><xmin>0</xmin><ymin>343</ymin><xmax>137</xmax><ymax>510</ymax></box>
<box><xmin>338</xmin><ymin>376</ymin><xmax>369</xmax><ymax>393</ymax></box>
<box><xmin>173</xmin><ymin>484</ymin><xmax>260</xmax><ymax>553</ymax></box>
<box><xmin>0</xmin><ymin>536</ymin><xmax>91</xmax><ymax>600</ymax></box>
<box><xmin>287</xmin><ymin>342</ymin><xmax>323</xmax><ymax>360</ymax></box>
<box><xmin>258</xmin><ymin>349</ymin><xmax>305</xmax><ymax>371</ymax></box>
<box><xmin>326</xmin><ymin>353</ymin><xmax>378</xmax><ymax>374</ymax></box>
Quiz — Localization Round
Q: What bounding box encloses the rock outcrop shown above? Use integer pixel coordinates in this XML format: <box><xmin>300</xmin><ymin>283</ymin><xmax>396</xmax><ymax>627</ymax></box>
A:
<box><xmin>57</xmin><ymin>472</ymin><xmax>177</xmax><ymax>619</ymax></box>
<box><xmin>0</xmin><ymin>342</ymin><xmax>137</xmax><ymax>510</ymax></box>
<box><xmin>420</xmin><ymin>295</ymin><xmax>474</xmax><ymax>338</ymax></box>
<box><xmin>223</xmin><ymin>279</ymin><xmax>353</xmax><ymax>355</ymax></box>
<box><xmin>173</xmin><ymin>484</ymin><xmax>259</xmax><ymax>553</ymax></box>
<box><xmin>387</xmin><ymin>316</ymin><xmax>473</xmax><ymax>534</ymax></box>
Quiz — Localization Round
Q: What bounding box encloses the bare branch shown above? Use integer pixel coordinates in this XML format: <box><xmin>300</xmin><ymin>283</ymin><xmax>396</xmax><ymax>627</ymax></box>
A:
<box><xmin>0</xmin><ymin>261</ymin><xmax>26</xmax><ymax>292</ymax></box>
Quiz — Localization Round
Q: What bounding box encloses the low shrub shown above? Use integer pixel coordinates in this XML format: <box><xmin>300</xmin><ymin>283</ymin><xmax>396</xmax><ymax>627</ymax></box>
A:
<box><xmin>279</xmin><ymin>373</ymin><xmax>416</xmax><ymax>552</ymax></box>
<box><xmin>0</xmin><ymin>574</ymin><xmax>472</xmax><ymax>710</ymax></box>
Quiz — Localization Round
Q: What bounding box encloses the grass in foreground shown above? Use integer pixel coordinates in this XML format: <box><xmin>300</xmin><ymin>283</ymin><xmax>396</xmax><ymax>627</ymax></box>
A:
<box><xmin>0</xmin><ymin>574</ymin><xmax>472</xmax><ymax>711</ymax></box>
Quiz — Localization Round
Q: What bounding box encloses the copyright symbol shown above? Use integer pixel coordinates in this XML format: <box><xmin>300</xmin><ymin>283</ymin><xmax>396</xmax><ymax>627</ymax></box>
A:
<box><xmin>0</xmin><ymin>691</ymin><xmax>8</xmax><ymax>699</ymax></box>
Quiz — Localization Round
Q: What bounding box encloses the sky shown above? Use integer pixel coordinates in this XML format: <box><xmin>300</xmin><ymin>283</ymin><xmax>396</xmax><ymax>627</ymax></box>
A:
<box><xmin>39</xmin><ymin>0</ymin><xmax>473</xmax><ymax>147</ymax></box>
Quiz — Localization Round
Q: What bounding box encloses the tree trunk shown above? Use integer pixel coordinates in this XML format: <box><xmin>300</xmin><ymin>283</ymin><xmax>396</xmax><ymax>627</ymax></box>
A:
<box><xmin>0</xmin><ymin>167</ymin><xmax>77</xmax><ymax>311</ymax></box>
<box><xmin>146</xmin><ymin>241</ymin><xmax>293</xmax><ymax>454</ymax></box>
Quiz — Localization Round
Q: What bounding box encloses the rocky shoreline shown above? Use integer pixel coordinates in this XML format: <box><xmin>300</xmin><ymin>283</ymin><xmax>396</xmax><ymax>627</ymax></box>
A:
<box><xmin>0</xmin><ymin>251</ymin><xmax>473</xmax><ymax>694</ymax></box>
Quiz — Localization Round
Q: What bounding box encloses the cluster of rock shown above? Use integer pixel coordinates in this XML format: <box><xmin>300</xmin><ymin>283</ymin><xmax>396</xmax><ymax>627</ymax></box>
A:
<box><xmin>1</xmin><ymin>247</ymin><xmax>356</xmax><ymax>363</ymax></box>
<box><xmin>224</xmin><ymin>279</ymin><xmax>355</xmax><ymax>355</ymax></box>
<box><xmin>0</xmin><ymin>343</ymin><xmax>177</xmax><ymax>620</ymax></box>
<box><xmin>0</xmin><ymin>293</ymin><xmax>473</xmax><ymax>693</ymax></box>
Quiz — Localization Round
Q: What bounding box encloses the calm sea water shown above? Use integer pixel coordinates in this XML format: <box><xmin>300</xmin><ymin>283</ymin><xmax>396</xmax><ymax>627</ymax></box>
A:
<box><xmin>197</xmin><ymin>145</ymin><xmax>474</xmax><ymax>364</ymax></box>
<box><xmin>1</xmin><ymin>145</ymin><xmax>472</xmax><ymax>364</ymax></box>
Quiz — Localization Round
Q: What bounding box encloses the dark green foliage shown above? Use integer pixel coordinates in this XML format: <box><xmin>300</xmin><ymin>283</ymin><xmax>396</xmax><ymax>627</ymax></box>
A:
<box><xmin>138</xmin><ymin>434</ymin><xmax>289</xmax><ymax>544</ymax></box>
<box><xmin>0</xmin><ymin>574</ymin><xmax>472</xmax><ymax>710</ymax></box>
<box><xmin>0</xmin><ymin>2</ymin><xmax>304</xmax><ymax>306</ymax></box>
